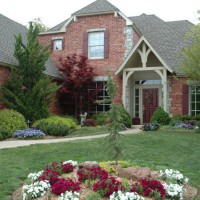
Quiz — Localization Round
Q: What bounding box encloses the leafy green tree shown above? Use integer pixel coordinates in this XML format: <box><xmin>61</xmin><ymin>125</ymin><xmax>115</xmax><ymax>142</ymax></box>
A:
<box><xmin>179</xmin><ymin>11</ymin><xmax>200</xmax><ymax>82</ymax></box>
<box><xmin>105</xmin><ymin>76</ymin><xmax>123</xmax><ymax>165</ymax></box>
<box><xmin>30</xmin><ymin>18</ymin><xmax>49</xmax><ymax>32</ymax></box>
<box><xmin>0</xmin><ymin>22</ymin><xmax>59</xmax><ymax>122</ymax></box>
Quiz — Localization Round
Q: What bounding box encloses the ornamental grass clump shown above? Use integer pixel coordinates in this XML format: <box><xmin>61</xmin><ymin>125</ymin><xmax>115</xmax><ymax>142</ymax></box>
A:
<box><xmin>13</xmin><ymin>128</ymin><xmax>45</xmax><ymax>139</ymax></box>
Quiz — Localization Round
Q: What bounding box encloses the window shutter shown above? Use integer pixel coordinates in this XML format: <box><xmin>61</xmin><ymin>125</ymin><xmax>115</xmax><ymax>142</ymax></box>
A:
<box><xmin>82</xmin><ymin>32</ymin><xmax>88</xmax><ymax>57</ymax></box>
<box><xmin>182</xmin><ymin>84</ymin><xmax>189</xmax><ymax>115</ymax></box>
<box><xmin>104</xmin><ymin>30</ymin><xmax>109</xmax><ymax>59</ymax></box>
<box><xmin>51</xmin><ymin>40</ymin><xmax>54</xmax><ymax>51</ymax></box>
<box><xmin>62</xmin><ymin>38</ymin><xmax>65</xmax><ymax>50</ymax></box>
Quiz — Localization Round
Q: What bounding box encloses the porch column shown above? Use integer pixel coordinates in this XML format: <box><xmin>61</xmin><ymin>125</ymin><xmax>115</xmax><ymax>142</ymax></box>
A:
<box><xmin>155</xmin><ymin>68</ymin><xmax>167</xmax><ymax>112</ymax></box>
<box><xmin>122</xmin><ymin>70</ymin><xmax>126</xmax><ymax>106</ymax></box>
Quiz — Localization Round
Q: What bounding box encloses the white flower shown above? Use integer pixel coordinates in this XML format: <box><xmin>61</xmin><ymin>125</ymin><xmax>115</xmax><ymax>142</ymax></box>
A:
<box><xmin>109</xmin><ymin>191</ymin><xmax>144</xmax><ymax>200</ymax></box>
<box><xmin>59</xmin><ymin>191</ymin><xmax>80</xmax><ymax>200</ymax></box>
<box><xmin>23</xmin><ymin>180</ymin><xmax>50</xmax><ymax>199</ymax></box>
<box><xmin>63</xmin><ymin>160</ymin><xmax>78</xmax><ymax>167</ymax></box>
<box><xmin>164</xmin><ymin>183</ymin><xmax>183</xmax><ymax>200</ymax></box>
<box><xmin>27</xmin><ymin>170</ymin><xmax>44</xmax><ymax>182</ymax></box>
<box><xmin>160</xmin><ymin>169</ymin><xmax>189</xmax><ymax>184</ymax></box>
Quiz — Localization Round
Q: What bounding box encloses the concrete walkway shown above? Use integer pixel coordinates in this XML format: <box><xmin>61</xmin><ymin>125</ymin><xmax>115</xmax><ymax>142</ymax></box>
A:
<box><xmin>0</xmin><ymin>129</ymin><xmax>141</xmax><ymax>149</ymax></box>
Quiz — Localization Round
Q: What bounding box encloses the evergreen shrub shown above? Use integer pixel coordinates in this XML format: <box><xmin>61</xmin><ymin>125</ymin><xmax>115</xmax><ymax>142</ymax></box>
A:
<box><xmin>92</xmin><ymin>112</ymin><xmax>109</xmax><ymax>125</ymax></box>
<box><xmin>150</xmin><ymin>107</ymin><xmax>171</xmax><ymax>125</ymax></box>
<box><xmin>0</xmin><ymin>109</ymin><xmax>27</xmax><ymax>139</ymax></box>
<box><xmin>117</xmin><ymin>105</ymin><xmax>132</xmax><ymax>128</ymax></box>
<box><xmin>34</xmin><ymin>116</ymin><xmax>77</xmax><ymax>136</ymax></box>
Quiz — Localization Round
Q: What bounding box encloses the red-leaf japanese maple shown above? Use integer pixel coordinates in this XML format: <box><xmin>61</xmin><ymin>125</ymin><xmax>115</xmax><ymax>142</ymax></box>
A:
<box><xmin>58</xmin><ymin>54</ymin><xmax>98</xmax><ymax>117</ymax></box>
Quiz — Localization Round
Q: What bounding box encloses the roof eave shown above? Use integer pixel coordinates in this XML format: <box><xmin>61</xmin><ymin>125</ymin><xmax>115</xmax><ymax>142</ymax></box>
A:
<box><xmin>39</xmin><ymin>17</ymin><xmax>74</xmax><ymax>35</ymax></box>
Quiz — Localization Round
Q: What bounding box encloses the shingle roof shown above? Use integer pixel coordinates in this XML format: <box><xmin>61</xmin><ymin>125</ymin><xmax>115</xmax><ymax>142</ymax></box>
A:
<box><xmin>0</xmin><ymin>14</ymin><xmax>59</xmax><ymax>78</ymax></box>
<box><xmin>73</xmin><ymin>0</ymin><xmax>119</xmax><ymax>16</ymax></box>
<box><xmin>129</xmin><ymin>14</ymin><xmax>193</xmax><ymax>74</ymax></box>
<box><xmin>0</xmin><ymin>14</ymin><xmax>27</xmax><ymax>66</ymax></box>
<box><xmin>46</xmin><ymin>19</ymin><xmax>69</xmax><ymax>33</ymax></box>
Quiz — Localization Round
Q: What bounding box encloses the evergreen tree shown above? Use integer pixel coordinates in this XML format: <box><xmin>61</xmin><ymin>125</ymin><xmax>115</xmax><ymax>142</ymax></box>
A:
<box><xmin>105</xmin><ymin>76</ymin><xmax>123</xmax><ymax>165</ymax></box>
<box><xmin>0</xmin><ymin>22</ymin><xmax>60</xmax><ymax>122</ymax></box>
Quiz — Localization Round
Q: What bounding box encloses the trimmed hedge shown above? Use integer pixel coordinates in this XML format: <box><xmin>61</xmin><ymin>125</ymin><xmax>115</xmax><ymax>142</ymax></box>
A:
<box><xmin>34</xmin><ymin>116</ymin><xmax>78</xmax><ymax>136</ymax></box>
<box><xmin>0</xmin><ymin>109</ymin><xmax>27</xmax><ymax>140</ymax></box>
<box><xmin>150</xmin><ymin>107</ymin><xmax>171</xmax><ymax>125</ymax></box>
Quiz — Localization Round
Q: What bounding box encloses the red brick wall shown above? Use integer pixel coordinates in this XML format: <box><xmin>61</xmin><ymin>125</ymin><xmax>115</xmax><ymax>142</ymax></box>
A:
<box><xmin>39</xmin><ymin>14</ymin><xmax>134</xmax><ymax>104</ymax></box>
<box><xmin>169</xmin><ymin>77</ymin><xmax>188</xmax><ymax>116</ymax></box>
<box><xmin>0</xmin><ymin>65</ymin><xmax>10</xmax><ymax>109</ymax></box>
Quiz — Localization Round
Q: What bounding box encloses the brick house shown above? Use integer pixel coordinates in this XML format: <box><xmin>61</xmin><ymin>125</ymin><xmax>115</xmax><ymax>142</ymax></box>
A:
<box><xmin>0</xmin><ymin>0</ymin><xmax>198</xmax><ymax>124</ymax></box>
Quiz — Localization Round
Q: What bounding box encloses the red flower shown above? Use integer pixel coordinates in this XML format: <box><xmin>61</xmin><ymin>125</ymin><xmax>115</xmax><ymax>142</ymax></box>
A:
<box><xmin>77</xmin><ymin>167</ymin><xmax>108</xmax><ymax>182</ymax></box>
<box><xmin>93</xmin><ymin>177</ymin><xmax>124</xmax><ymax>197</ymax></box>
<box><xmin>51</xmin><ymin>178</ymin><xmax>80</xmax><ymax>195</ymax></box>
<box><xmin>130</xmin><ymin>178</ymin><xmax>166</xmax><ymax>198</ymax></box>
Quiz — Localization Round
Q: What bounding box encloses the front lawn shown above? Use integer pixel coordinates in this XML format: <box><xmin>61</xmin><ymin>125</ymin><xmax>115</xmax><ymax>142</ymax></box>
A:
<box><xmin>0</xmin><ymin>131</ymin><xmax>200</xmax><ymax>199</ymax></box>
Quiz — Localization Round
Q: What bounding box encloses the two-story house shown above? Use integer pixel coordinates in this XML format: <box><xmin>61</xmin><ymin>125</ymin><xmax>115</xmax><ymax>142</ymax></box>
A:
<box><xmin>39</xmin><ymin>0</ymin><xmax>196</xmax><ymax>124</ymax></box>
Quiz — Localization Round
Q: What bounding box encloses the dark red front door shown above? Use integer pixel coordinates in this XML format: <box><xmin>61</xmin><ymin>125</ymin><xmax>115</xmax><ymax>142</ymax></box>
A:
<box><xmin>143</xmin><ymin>89</ymin><xmax>159</xmax><ymax>123</ymax></box>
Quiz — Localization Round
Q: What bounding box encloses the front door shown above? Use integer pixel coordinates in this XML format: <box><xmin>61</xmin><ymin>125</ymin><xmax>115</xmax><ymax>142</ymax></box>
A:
<box><xmin>143</xmin><ymin>88</ymin><xmax>159</xmax><ymax>123</ymax></box>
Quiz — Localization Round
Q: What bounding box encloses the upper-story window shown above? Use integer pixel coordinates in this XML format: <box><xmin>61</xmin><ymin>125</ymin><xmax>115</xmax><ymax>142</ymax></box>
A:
<box><xmin>88</xmin><ymin>32</ymin><xmax>104</xmax><ymax>59</ymax></box>
<box><xmin>82</xmin><ymin>30</ymin><xmax>109</xmax><ymax>59</ymax></box>
<box><xmin>54</xmin><ymin>39</ymin><xmax>63</xmax><ymax>51</ymax></box>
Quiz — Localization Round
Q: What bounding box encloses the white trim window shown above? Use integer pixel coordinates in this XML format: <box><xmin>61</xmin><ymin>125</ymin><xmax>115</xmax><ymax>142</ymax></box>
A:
<box><xmin>54</xmin><ymin>39</ymin><xmax>62</xmax><ymax>51</ymax></box>
<box><xmin>88</xmin><ymin>81</ymin><xmax>110</xmax><ymax>114</ymax></box>
<box><xmin>190</xmin><ymin>86</ymin><xmax>200</xmax><ymax>115</ymax></box>
<box><xmin>88</xmin><ymin>32</ymin><xmax>104</xmax><ymax>59</ymax></box>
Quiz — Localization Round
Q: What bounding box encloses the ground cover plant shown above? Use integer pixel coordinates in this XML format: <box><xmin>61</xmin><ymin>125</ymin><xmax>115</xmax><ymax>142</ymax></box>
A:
<box><xmin>0</xmin><ymin>131</ymin><xmax>200</xmax><ymax>199</ymax></box>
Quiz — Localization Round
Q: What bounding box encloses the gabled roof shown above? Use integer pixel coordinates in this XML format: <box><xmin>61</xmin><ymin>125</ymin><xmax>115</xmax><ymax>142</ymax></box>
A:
<box><xmin>0</xmin><ymin>14</ymin><xmax>60</xmax><ymax>78</ymax></box>
<box><xmin>129</xmin><ymin>14</ymin><xmax>193</xmax><ymax>74</ymax></box>
<box><xmin>72</xmin><ymin>0</ymin><xmax>119</xmax><ymax>16</ymax></box>
<box><xmin>0</xmin><ymin>14</ymin><xmax>27</xmax><ymax>66</ymax></box>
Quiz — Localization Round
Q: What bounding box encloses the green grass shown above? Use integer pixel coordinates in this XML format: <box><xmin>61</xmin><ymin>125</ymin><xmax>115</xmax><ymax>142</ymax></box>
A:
<box><xmin>0</xmin><ymin>131</ymin><xmax>200</xmax><ymax>199</ymax></box>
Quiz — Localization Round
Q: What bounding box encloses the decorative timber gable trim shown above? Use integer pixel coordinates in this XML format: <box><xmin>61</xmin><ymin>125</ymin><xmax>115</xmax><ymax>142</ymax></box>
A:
<box><xmin>115</xmin><ymin>36</ymin><xmax>173</xmax><ymax>75</ymax></box>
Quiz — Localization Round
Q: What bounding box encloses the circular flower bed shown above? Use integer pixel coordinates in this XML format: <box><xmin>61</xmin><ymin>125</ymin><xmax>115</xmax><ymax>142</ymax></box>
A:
<box><xmin>13</xmin><ymin>160</ymin><xmax>198</xmax><ymax>200</ymax></box>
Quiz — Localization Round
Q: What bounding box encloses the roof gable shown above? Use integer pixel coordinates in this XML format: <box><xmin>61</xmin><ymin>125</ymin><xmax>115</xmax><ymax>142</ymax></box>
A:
<box><xmin>72</xmin><ymin>0</ymin><xmax>119</xmax><ymax>16</ymax></box>
<box><xmin>116</xmin><ymin>36</ymin><xmax>173</xmax><ymax>75</ymax></box>
<box><xmin>129</xmin><ymin>14</ymin><xmax>193</xmax><ymax>74</ymax></box>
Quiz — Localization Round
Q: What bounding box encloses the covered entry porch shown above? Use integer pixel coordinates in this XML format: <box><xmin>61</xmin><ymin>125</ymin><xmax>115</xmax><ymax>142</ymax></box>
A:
<box><xmin>116</xmin><ymin>36</ymin><xmax>172</xmax><ymax>124</ymax></box>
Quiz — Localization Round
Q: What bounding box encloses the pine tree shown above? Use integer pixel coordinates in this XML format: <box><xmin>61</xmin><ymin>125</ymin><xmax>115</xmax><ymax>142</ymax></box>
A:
<box><xmin>105</xmin><ymin>76</ymin><xmax>123</xmax><ymax>165</ymax></box>
<box><xmin>0</xmin><ymin>22</ymin><xmax>60</xmax><ymax>122</ymax></box>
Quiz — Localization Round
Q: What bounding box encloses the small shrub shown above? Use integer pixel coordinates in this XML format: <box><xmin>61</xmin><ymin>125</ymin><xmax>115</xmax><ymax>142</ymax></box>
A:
<box><xmin>117</xmin><ymin>105</ymin><xmax>132</xmax><ymax>128</ymax></box>
<box><xmin>142</xmin><ymin>123</ymin><xmax>159</xmax><ymax>131</ymax></box>
<box><xmin>150</xmin><ymin>107</ymin><xmax>171</xmax><ymax>125</ymax></box>
<box><xmin>83</xmin><ymin>119</ymin><xmax>98</xmax><ymax>127</ymax></box>
<box><xmin>92</xmin><ymin>112</ymin><xmax>109</xmax><ymax>125</ymax></box>
<box><xmin>0</xmin><ymin>109</ymin><xmax>27</xmax><ymax>139</ymax></box>
<box><xmin>13</xmin><ymin>128</ymin><xmax>45</xmax><ymax>139</ymax></box>
<box><xmin>34</xmin><ymin>116</ymin><xmax>77</xmax><ymax>136</ymax></box>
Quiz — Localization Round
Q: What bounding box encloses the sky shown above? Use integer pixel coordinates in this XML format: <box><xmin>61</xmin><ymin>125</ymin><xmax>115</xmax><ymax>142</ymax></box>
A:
<box><xmin>0</xmin><ymin>0</ymin><xmax>199</xmax><ymax>28</ymax></box>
